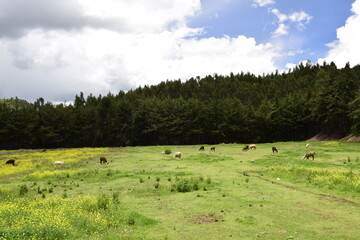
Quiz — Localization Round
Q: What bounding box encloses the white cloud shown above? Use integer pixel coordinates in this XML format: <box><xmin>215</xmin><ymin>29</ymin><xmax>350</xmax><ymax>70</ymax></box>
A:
<box><xmin>0</xmin><ymin>0</ymin><xmax>280</xmax><ymax>102</ymax></box>
<box><xmin>318</xmin><ymin>0</ymin><xmax>360</xmax><ymax>67</ymax></box>
<box><xmin>252</xmin><ymin>0</ymin><xmax>275</xmax><ymax>7</ymax></box>
<box><xmin>273</xmin><ymin>23</ymin><xmax>288</xmax><ymax>37</ymax></box>
<box><xmin>271</xmin><ymin>8</ymin><xmax>312</xmax><ymax>37</ymax></box>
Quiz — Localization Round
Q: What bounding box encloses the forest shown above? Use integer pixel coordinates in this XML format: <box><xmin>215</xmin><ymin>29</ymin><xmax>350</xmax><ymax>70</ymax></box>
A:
<box><xmin>1</xmin><ymin>61</ymin><xmax>360</xmax><ymax>149</ymax></box>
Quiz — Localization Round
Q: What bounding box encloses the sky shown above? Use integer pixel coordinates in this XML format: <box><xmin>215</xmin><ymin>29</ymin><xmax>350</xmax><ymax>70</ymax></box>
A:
<box><xmin>0</xmin><ymin>0</ymin><xmax>359</xmax><ymax>102</ymax></box>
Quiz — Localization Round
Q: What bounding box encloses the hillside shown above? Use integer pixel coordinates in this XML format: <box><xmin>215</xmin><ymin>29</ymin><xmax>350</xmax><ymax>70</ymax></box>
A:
<box><xmin>1</xmin><ymin>62</ymin><xmax>360</xmax><ymax>149</ymax></box>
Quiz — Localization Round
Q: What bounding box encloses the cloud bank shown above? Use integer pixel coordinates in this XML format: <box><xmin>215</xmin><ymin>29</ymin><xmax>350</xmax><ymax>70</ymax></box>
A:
<box><xmin>0</xmin><ymin>0</ymin><xmax>279</xmax><ymax>102</ymax></box>
<box><xmin>318</xmin><ymin>0</ymin><xmax>360</xmax><ymax>67</ymax></box>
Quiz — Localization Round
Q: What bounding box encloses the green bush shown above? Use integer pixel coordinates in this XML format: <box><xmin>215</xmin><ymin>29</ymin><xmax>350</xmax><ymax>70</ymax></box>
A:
<box><xmin>19</xmin><ymin>184</ymin><xmax>28</xmax><ymax>197</ymax></box>
<box><xmin>97</xmin><ymin>194</ymin><xmax>110</xmax><ymax>210</ymax></box>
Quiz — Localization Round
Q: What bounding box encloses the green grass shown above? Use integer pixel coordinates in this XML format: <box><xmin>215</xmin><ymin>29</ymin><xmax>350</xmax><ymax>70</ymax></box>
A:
<box><xmin>0</xmin><ymin>142</ymin><xmax>359</xmax><ymax>239</ymax></box>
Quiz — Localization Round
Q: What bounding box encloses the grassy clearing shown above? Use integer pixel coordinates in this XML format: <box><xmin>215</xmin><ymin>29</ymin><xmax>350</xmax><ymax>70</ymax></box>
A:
<box><xmin>0</xmin><ymin>142</ymin><xmax>359</xmax><ymax>239</ymax></box>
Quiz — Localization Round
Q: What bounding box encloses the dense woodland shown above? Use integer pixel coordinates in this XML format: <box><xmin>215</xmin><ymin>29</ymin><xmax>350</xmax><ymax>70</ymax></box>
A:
<box><xmin>1</xmin><ymin>61</ymin><xmax>360</xmax><ymax>149</ymax></box>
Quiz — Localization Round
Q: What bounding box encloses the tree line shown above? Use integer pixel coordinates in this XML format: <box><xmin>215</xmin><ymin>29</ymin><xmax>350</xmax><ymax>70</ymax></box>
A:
<box><xmin>1</xmin><ymin>61</ymin><xmax>360</xmax><ymax>149</ymax></box>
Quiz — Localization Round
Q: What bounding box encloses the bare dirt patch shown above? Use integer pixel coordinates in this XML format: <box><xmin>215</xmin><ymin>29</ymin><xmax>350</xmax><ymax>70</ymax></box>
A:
<box><xmin>346</xmin><ymin>135</ymin><xmax>360</xmax><ymax>142</ymax></box>
<box><xmin>193</xmin><ymin>214</ymin><xmax>223</xmax><ymax>224</ymax></box>
<box><xmin>307</xmin><ymin>132</ymin><xmax>344</xmax><ymax>141</ymax></box>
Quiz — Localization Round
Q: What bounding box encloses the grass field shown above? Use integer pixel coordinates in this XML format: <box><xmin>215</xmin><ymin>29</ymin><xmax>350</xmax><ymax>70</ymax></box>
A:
<box><xmin>0</xmin><ymin>142</ymin><xmax>359</xmax><ymax>240</ymax></box>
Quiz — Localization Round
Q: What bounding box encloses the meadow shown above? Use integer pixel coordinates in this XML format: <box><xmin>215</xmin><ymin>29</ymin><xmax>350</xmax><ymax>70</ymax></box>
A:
<box><xmin>0</xmin><ymin>142</ymin><xmax>359</xmax><ymax>240</ymax></box>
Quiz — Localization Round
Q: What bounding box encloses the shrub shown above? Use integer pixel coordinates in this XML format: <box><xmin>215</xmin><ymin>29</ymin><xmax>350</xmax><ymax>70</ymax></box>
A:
<box><xmin>164</xmin><ymin>149</ymin><xmax>171</xmax><ymax>155</ymax></box>
<box><xmin>97</xmin><ymin>194</ymin><xmax>110</xmax><ymax>210</ymax></box>
<box><xmin>19</xmin><ymin>184</ymin><xmax>28</xmax><ymax>197</ymax></box>
<box><xmin>112</xmin><ymin>192</ymin><xmax>120</xmax><ymax>204</ymax></box>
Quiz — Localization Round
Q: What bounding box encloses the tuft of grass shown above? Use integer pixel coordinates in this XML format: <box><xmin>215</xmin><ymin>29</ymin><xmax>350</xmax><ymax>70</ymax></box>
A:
<box><xmin>19</xmin><ymin>184</ymin><xmax>28</xmax><ymax>197</ymax></box>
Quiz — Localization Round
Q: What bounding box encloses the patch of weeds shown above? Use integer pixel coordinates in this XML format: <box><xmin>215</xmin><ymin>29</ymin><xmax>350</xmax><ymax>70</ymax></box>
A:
<box><xmin>19</xmin><ymin>184</ymin><xmax>28</xmax><ymax>197</ymax></box>
<box><xmin>154</xmin><ymin>182</ymin><xmax>160</xmax><ymax>189</ymax></box>
<box><xmin>97</xmin><ymin>194</ymin><xmax>110</xmax><ymax>210</ymax></box>
<box><xmin>236</xmin><ymin>216</ymin><xmax>256</xmax><ymax>225</ymax></box>
<box><xmin>206</xmin><ymin>177</ymin><xmax>211</xmax><ymax>184</ymax></box>
<box><xmin>126</xmin><ymin>212</ymin><xmax>157</xmax><ymax>226</ymax></box>
<box><xmin>170</xmin><ymin>176</ymin><xmax>213</xmax><ymax>193</ymax></box>
<box><xmin>156</xmin><ymin>177</ymin><xmax>160</xmax><ymax>182</ymax></box>
<box><xmin>112</xmin><ymin>192</ymin><xmax>120</xmax><ymax>204</ymax></box>
<box><xmin>106</xmin><ymin>170</ymin><xmax>113</xmax><ymax>176</ymax></box>
<box><xmin>140</xmin><ymin>178</ymin><xmax>144</xmax><ymax>183</ymax></box>
<box><xmin>164</xmin><ymin>149</ymin><xmax>172</xmax><ymax>155</ymax></box>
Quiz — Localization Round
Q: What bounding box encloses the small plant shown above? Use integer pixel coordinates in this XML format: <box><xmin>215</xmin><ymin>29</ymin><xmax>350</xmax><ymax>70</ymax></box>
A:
<box><xmin>245</xmin><ymin>178</ymin><xmax>250</xmax><ymax>183</ymax></box>
<box><xmin>66</xmin><ymin>173</ymin><xmax>70</xmax><ymax>178</ymax></box>
<box><xmin>19</xmin><ymin>184</ymin><xmax>28</xmax><ymax>196</ymax></box>
<box><xmin>127</xmin><ymin>216</ymin><xmax>135</xmax><ymax>225</ymax></box>
<box><xmin>164</xmin><ymin>149</ymin><xmax>171</xmax><ymax>155</ymax></box>
<box><xmin>97</xmin><ymin>194</ymin><xmax>110</xmax><ymax>210</ymax></box>
<box><xmin>154</xmin><ymin>182</ymin><xmax>160</xmax><ymax>189</ymax></box>
<box><xmin>347</xmin><ymin>156</ymin><xmax>351</xmax><ymax>162</ymax></box>
<box><xmin>112</xmin><ymin>192</ymin><xmax>120</xmax><ymax>204</ymax></box>
<box><xmin>49</xmin><ymin>187</ymin><xmax>53</xmax><ymax>193</ymax></box>
<box><xmin>62</xmin><ymin>192</ymin><xmax>67</xmax><ymax>198</ymax></box>
<box><xmin>156</xmin><ymin>177</ymin><xmax>160</xmax><ymax>182</ymax></box>
<box><xmin>193</xmin><ymin>182</ymin><xmax>199</xmax><ymax>190</ymax></box>
<box><xmin>42</xmin><ymin>193</ymin><xmax>46</xmax><ymax>198</ymax></box>
<box><xmin>206</xmin><ymin>177</ymin><xmax>211</xmax><ymax>184</ymax></box>
<box><xmin>140</xmin><ymin>178</ymin><xmax>144</xmax><ymax>183</ymax></box>
<box><xmin>37</xmin><ymin>186</ymin><xmax>42</xmax><ymax>194</ymax></box>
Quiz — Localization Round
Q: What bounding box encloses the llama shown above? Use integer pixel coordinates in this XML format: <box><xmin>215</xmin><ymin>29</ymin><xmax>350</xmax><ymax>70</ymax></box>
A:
<box><xmin>199</xmin><ymin>146</ymin><xmax>205</xmax><ymax>151</ymax></box>
<box><xmin>242</xmin><ymin>145</ymin><xmax>249</xmax><ymax>151</ymax></box>
<box><xmin>100</xmin><ymin>157</ymin><xmax>108</xmax><ymax>164</ymax></box>
<box><xmin>5</xmin><ymin>159</ymin><xmax>15</xmax><ymax>166</ymax></box>
<box><xmin>302</xmin><ymin>151</ymin><xmax>315</xmax><ymax>160</ymax></box>
<box><xmin>210</xmin><ymin>147</ymin><xmax>215</xmax><ymax>152</ymax></box>
<box><xmin>174</xmin><ymin>152</ymin><xmax>182</xmax><ymax>158</ymax></box>
<box><xmin>54</xmin><ymin>160</ymin><xmax>65</xmax><ymax>167</ymax></box>
<box><xmin>272</xmin><ymin>147</ymin><xmax>278</xmax><ymax>153</ymax></box>
<box><xmin>249</xmin><ymin>144</ymin><xmax>256</xmax><ymax>150</ymax></box>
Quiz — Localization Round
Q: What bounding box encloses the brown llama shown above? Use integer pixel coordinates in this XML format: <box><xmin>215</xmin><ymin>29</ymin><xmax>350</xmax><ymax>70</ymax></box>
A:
<box><xmin>100</xmin><ymin>157</ymin><xmax>108</xmax><ymax>164</ymax></box>
<box><xmin>302</xmin><ymin>151</ymin><xmax>315</xmax><ymax>160</ymax></box>
<box><xmin>272</xmin><ymin>147</ymin><xmax>278</xmax><ymax>153</ymax></box>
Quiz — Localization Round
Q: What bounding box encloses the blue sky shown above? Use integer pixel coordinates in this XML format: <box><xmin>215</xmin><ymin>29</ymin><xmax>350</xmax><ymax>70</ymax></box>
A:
<box><xmin>189</xmin><ymin>0</ymin><xmax>354</xmax><ymax>68</ymax></box>
<box><xmin>0</xmin><ymin>0</ymin><xmax>359</xmax><ymax>102</ymax></box>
